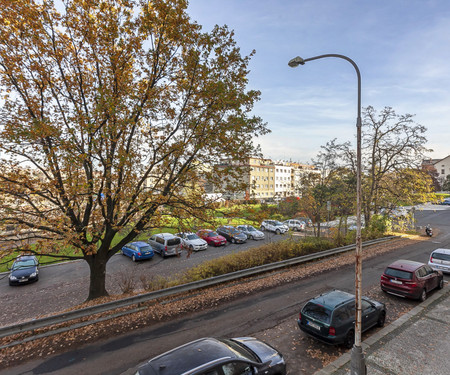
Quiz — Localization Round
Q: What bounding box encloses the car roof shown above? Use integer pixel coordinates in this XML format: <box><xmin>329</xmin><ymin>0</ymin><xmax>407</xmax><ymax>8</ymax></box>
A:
<box><xmin>130</xmin><ymin>241</ymin><xmax>150</xmax><ymax>247</ymax></box>
<box><xmin>154</xmin><ymin>232</ymin><xmax>176</xmax><ymax>238</ymax></box>
<box><xmin>431</xmin><ymin>248</ymin><xmax>450</xmax><ymax>255</ymax></box>
<box><xmin>15</xmin><ymin>255</ymin><xmax>37</xmax><ymax>262</ymax></box>
<box><xmin>309</xmin><ymin>290</ymin><xmax>354</xmax><ymax>309</ymax></box>
<box><xmin>386</xmin><ymin>259</ymin><xmax>425</xmax><ymax>272</ymax></box>
<box><xmin>141</xmin><ymin>338</ymin><xmax>239</xmax><ymax>374</ymax></box>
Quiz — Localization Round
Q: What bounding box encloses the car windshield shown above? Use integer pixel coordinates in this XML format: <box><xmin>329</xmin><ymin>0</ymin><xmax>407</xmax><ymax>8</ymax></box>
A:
<box><xmin>302</xmin><ymin>302</ymin><xmax>332</xmax><ymax>324</ymax></box>
<box><xmin>273</xmin><ymin>221</ymin><xmax>283</xmax><ymax>226</ymax></box>
<box><xmin>385</xmin><ymin>267</ymin><xmax>413</xmax><ymax>280</ymax></box>
<box><xmin>220</xmin><ymin>339</ymin><xmax>260</xmax><ymax>363</ymax></box>
<box><xmin>247</xmin><ymin>226</ymin><xmax>256</xmax><ymax>231</ymax></box>
<box><xmin>208</xmin><ymin>232</ymin><xmax>219</xmax><ymax>237</ymax></box>
<box><xmin>229</xmin><ymin>228</ymin><xmax>239</xmax><ymax>234</ymax></box>
<box><xmin>187</xmin><ymin>234</ymin><xmax>199</xmax><ymax>240</ymax></box>
<box><xmin>12</xmin><ymin>259</ymin><xmax>36</xmax><ymax>270</ymax></box>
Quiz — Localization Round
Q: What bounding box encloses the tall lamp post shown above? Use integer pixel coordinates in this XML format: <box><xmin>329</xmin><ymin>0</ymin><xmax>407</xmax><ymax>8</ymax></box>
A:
<box><xmin>288</xmin><ymin>54</ymin><xmax>364</xmax><ymax>375</ymax></box>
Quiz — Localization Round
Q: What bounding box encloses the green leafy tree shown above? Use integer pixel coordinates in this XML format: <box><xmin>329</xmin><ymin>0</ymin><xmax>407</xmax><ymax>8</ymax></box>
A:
<box><xmin>0</xmin><ymin>0</ymin><xmax>268</xmax><ymax>300</ymax></box>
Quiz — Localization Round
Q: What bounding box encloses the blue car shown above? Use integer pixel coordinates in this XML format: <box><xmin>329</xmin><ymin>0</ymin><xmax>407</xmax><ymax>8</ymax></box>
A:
<box><xmin>121</xmin><ymin>241</ymin><xmax>154</xmax><ymax>262</ymax></box>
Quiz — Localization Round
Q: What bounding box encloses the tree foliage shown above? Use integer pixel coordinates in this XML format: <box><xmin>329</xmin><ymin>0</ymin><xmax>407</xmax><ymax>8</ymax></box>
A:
<box><xmin>0</xmin><ymin>0</ymin><xmax>268</xmax><ymax>299</ymax></box>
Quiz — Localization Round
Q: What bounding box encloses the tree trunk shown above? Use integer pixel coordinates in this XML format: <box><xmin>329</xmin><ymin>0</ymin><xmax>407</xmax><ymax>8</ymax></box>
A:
<box><xmin>86</xmin><ymin>254</ymin><xmax>109</xmax><ymax>301</ymax></box>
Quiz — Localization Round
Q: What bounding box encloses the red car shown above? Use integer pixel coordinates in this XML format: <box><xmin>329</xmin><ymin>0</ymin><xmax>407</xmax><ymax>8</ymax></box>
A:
<box><xmin>380</xmin><ymin>259</ymin><xmax>444</xmax><ymax>302</ymax></box>
<box><xmin>196</xmin><ymin>229</ymin><xmax>227</xmax><ymax>247</ymax></box>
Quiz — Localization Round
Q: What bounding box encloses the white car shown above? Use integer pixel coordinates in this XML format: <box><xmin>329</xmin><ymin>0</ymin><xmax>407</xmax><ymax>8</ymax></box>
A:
<box><xmin>176</xmin><ymin>232</ymin><xmax>208</xmax><ymax>251</ymax></box>
<box><xmin>236</xmin><ymin>225</ymin><xmax>265</xmax><ymax>240</ymax></box>
<box><xmin>260</xmin><ymin>220</ymin><xmax>288</xmax><ymax>234</ymax></box>
<box><xmin>428</xmin><ymin>248</ymin><xmax>450</xmax><ymax>274</ymax></box>
<box><xmin>283</xmin><ymin>219</ymin><xmax>306</xmax><ymax>231</ymax></box>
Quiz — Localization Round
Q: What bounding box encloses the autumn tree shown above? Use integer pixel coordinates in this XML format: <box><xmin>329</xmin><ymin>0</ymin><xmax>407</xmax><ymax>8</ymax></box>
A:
<box><xmin>337</xmin><ymin>106</ymin><xmax>432</xmax><ymax>222</ymax></box>
<box><xmin>0</xmin><ymin>0</ymin><xmax>268</xmax><ymax>300</ymax></box>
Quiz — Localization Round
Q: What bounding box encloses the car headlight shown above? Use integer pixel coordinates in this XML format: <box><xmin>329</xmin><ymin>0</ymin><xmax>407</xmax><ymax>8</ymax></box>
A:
<box><xmin>9</xmin><ymin>275</ymin><xmax>17</xmax><ymax>280</ymax></box>
<box><xmin>30</xmin><ymin>272</ymin><xmax>37</xmax><ymax>277</ymax></box>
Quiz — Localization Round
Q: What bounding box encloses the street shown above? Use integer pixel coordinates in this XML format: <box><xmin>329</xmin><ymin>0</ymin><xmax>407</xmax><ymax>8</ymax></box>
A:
<box><xmin>0</xmin><ymin>205</ymin><xmax>449</xmax><ymax>374</ymax></box>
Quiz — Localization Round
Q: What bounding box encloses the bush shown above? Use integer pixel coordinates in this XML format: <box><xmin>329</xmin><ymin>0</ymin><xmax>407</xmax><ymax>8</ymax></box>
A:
<box><xmin>179</xmin><ymin>236</ymin><xmax>334</xmax><ymax>283</ymax></box>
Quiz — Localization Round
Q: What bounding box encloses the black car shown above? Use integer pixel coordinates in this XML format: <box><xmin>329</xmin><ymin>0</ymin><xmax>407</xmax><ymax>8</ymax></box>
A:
<box><xmin>298</xmin><ymin>290</ymin><xmax>386</xmax><ymax>348</ymax></box>
<box><xmin>216</xmin><ymin>225</ymin><xmax>247</xmax><ymax>244</ymax></box>
<box><xmin>9</xmin><ymin>255</ymin><xmax>39</xmax><ymax>286</ymax></box>
<box><xmin>135</xmin><ymin>337</ymin><xmax>286</xmax><ymax>375</ymax></box>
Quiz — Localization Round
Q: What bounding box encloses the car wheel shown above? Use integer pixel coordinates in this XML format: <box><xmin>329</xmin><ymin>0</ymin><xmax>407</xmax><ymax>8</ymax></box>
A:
<box><xmin>377</xmin><ymin>311</ymin><xmax>386</xmax><ymax>327</ymax></box>
<box><xmin>344</xmin><ymin>330</ymin><xmax>355</xmax><ymax>349</ymax></box>
<box><xmin>132</xmin><ymin>255</ymin><xmax>136</xmax><ymax>262</ymax></box>
<box><xmin>419</xmin><ymin>288</ymin><xmax>427</xmax><ymax>302</ymax></box>
<box><xmin>275</xmin><ymin>229</ymin><xmax>281</xmax><ymax>235</ymax></box>
<box><xmin>438</xmin><ymin>278</ymin><xmax>444</xmax><ymax>289</ymax></box>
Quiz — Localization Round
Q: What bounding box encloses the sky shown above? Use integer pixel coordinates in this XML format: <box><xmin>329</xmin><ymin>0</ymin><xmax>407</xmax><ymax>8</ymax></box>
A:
<box><xmin>187</xmin><ymin>0</ymin><xmax>450</xmax><ymax>164</ymax></box>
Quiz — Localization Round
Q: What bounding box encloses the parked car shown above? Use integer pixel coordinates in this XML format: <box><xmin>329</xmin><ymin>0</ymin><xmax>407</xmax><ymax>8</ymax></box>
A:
<box><xmin>380</xmin><ymin>259</ymin><xmax>444</xmax><ymax>301</ymax></box>
<box><xmin>428</xmin><ymin>248</ymin><xmax>450</xmax><ymax>274</ymax></box>
<box><xmin>196</xmin><ymin>229</ymin><xmax>227</xmax><ymax>247</ymax></box>
<box><xmin>8</xmin><ymin>255</ymin><xmax>39</xmax><ymax>286</ymax></box>
<box><xmin>298</xmin><ymin>289</ymin><xmax>386</xmax><ymax>349</ymax></box>
<box><xmin>260</xmin><ymin>220</ymin><xmax>288</xmax><ymax>234</ymax></box>
<box><xmin>176</xmin><ymin>232</ymin><xmax>208</xmax><ymax>252</ymax></box>
<box><xmin>283</xmin><ymin>219</ymin><xmax>306</xmax><ymax>231</ymax></box>
<box><xmin>147</xmin><ymin>233</ymin><xmax>182</xmax><ymax>258</ymax></box>
<box><xmin>389</xmin><ymin>207</ymin><xmax>409</xmax><ymax>219</ymax></box>
<box><xmin>134</xmin><ymin>337</ymin><xmax>286</xmax><ymax>375</ymax></box>
<box><xmin>296</xmin><ymin>216</ymin><xmax>313</xmax><ymax>227</ymax></box>
<box><xmin>216</xmin><ymin>225</ymin><xmax>247</xmax><ymax>244</ymax></box>
<box><xmin>121</xmin><ymin>241</ymin><xmax>154</xmax><ymax>262</ymax></box>
<box><xmin>439</xmin><ymin>198</ymin><xmax>450</xmax><ymax>205</ymax></box>
<box><xmin>236</xmin><ymin>224</ymin><xmax>265</xmax><ymax>240</ymax></box>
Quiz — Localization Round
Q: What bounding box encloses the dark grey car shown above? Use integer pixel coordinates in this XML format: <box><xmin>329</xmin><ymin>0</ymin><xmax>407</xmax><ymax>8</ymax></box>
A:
<box><xmin>135</xmin><ymin>337</ymin><xmax>286</xmax><ymax>375</ymax></box>
<box><xmin>298</xmin><ymin>290</ymin><xmax>386</xmax><ymax>348</ymax></box>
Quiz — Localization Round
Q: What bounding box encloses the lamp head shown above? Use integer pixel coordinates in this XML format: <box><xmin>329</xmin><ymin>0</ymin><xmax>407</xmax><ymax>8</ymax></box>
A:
<box><xmin>288</xmin><ymin>56</ymin><xmax>305</xmax><ymax>67</ymax></box>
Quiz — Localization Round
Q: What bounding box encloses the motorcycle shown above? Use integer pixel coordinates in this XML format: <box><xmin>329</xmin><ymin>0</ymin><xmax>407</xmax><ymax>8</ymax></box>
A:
<box><xmin>425</xmin><ymin>226</ymin><xmax>433</xmax><ymax>237</ymax></box>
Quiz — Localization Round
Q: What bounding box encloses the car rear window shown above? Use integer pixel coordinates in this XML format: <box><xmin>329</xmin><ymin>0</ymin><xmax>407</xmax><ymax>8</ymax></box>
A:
<box><xmin>384</xmin><ymin>267</ymin><xmax>413</xmax><ymax>280</ymax></box>
<box><xmin>302</xmin><ymin>302</ymin><xmax>332</xmax><ymax>324</ymax></box>
<box><xmin>432</xmin><ymin>252</ymin><xmax>450</xmax><ymax>261</ymax></box>
<box><xmin>167</xmin><ymin>238</ymin><xmax>181</xmax><ymax>246</ymax></box>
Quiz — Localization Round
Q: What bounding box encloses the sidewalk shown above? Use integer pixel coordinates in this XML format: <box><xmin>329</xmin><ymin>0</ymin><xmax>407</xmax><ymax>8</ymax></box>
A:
<box><xmin>315</xmin><ymin>284</ymin><xmax>450</xmax><ymax>375</ymax></box>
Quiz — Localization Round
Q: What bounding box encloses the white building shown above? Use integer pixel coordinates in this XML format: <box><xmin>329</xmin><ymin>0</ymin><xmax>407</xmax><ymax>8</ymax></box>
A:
<box><xmin>274</xmin><ymin>162</ymin><xmax>293</xmax><ymax>198</ymax></box>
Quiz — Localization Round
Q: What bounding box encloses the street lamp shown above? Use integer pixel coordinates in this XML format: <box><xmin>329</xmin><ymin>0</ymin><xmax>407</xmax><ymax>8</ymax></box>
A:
<box><xmin>288</xmin><ymin>54</ymin><xmax>364</xmax><ymax>375</ymax></box>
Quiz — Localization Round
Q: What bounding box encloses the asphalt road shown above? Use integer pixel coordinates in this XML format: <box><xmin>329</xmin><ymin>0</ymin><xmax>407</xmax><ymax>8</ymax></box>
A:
<box><xmin>1</xmin><ymin>205</ymin><xmax>449</xmax><ymax>375</ymax></box>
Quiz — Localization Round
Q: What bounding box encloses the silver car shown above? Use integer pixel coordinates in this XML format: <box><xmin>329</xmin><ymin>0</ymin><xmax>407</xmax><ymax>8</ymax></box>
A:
<box><xmin>428</xmin><ymin>248</ymin><xmax>450</xmax><ymax>273</ymax></box>
<box><xmin>236</xmin><ymin>225</ymin><xmax>265</xmax><ymax>240</ymax></box>
<box><xmin>283</xmin><ymin>219</ymin><xmax>306</xmax><ymax>231</ymax></box>
<box><xmin>148</xmin><ymin>233</ymin><xmax>182</xmax><ymax>258</ymax></box>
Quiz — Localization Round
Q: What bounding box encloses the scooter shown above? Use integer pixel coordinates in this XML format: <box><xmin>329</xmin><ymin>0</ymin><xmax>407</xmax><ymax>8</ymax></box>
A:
<box><xmin>425</xmin><ymin>226</ymin><xmax>433</xmax><ymax>237</ymax></box>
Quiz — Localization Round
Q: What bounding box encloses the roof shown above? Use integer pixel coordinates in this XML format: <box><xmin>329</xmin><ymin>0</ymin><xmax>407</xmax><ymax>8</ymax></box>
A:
<box><xmin>140</xmin><ymin>338</ymin><xmax>238</xmax><ymax>374</ymax></box>
<box><xmin>310</xmin><ymin>290</ymin><xmax>354</xmax><ymax>309</ymax></box>
<box><xmin>431</xmin><ymin>248</ymin><xmax>450</xmax><ymax>255</ymax></box>
<box><xmin>131</xmin><ymin>241</ymin><xmax>150</xmax><ymax>247</ymax></box>
<box><xmin>386</xmin><ymin>259</ymin><xmax>424</xmax><ymax>272</ymax></box>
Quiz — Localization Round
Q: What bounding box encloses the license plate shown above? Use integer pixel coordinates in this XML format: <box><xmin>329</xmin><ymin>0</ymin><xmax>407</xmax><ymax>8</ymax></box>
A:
<box><xmin>307</xmin><ymin>320</ymin><xmax>320</xmax><ymax>330</ymax></box>
<box><xmin>391</xmin><ymin>279</ymin><xmax>402</xmax><ymax>284</ymax></box>
<box><xmin>19</xmin><ymin>279</ymin><xmax>28</xmax><ymax>283</ymax></box>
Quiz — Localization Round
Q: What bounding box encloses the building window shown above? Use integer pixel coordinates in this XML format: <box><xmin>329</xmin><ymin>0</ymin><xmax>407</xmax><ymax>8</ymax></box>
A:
<box><xmin>442</xmin><ymin>169</ymin><xmax>445</xmax><ymax>175</ymax></box>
